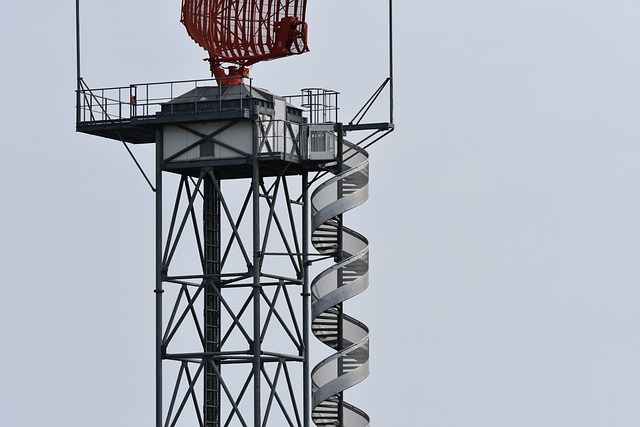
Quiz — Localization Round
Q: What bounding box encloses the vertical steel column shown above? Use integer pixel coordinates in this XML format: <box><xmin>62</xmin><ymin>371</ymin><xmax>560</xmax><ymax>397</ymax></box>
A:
<box><xmin>388</xmin><ymin>0</ymin><xmax>394</xmax><ymax>125</ymax></box>
<box><xmin>335</xmin><ymin>123</ymin><xmax>344</xmax><ymax>427</ymax></box>
<box><xmin>302</xmin><ymin>171</ymin><xmax>310</xmax><ymax>427</ymax></box>
<box><xmin>204</xmin><ymin>174</ymin><xmax>221</xmax><ymax>427</ymax></box>
<box><xmin>252</xmin><ymin>108</ymin><xmax>262</xmax><ymax>427</ymax></box>
<box><xmin>75</xmin><ymin>0</ymin><xmax>81</xmax><ymax>124</ymax></box>
<box><xmin>155</xmin><ymin>130</ymin><xmax>164</xmax><ymax>427</ymax></box>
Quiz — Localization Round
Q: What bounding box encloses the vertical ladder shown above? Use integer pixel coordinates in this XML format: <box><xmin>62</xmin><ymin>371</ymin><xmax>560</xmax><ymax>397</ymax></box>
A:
<box><xmin>204</xmin><ymin>177</ymin><xmax>221</xmax><ymax>427</ymax></box>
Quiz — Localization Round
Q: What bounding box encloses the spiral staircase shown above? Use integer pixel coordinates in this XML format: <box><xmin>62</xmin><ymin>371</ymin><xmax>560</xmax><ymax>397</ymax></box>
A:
<box><xmin>310</xmin><ymin>140</ymin><xmax>370</xmax><ymax>427</ymax></box>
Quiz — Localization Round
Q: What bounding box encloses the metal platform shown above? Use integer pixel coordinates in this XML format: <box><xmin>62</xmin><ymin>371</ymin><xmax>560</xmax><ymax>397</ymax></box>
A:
<box><xmin>76</xmin><ymin>79</ymin><xmax>274</xmax><ymax>144</ymax></box>
<box><xmin>76</xmin><ymin>78</ymin><xmax>337</xmax><ymax>178</ymax></box>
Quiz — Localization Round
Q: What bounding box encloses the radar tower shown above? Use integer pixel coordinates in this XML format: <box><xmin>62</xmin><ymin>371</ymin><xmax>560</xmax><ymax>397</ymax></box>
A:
<box><xmin>75</xmin><ymin>1</ymin><xmax>394</xmax><ymax>426</ymax></box>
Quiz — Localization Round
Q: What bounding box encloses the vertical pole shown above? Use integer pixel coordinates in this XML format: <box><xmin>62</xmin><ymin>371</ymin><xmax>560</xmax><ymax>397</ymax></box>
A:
<box><xmin>75</xmin><ymin>0</ymin><xmax>80</xmax><ymax>82</ymax></box>
<box><xmin>389</xmin><ymin>0</ymin><xmax>395</xmax><ymax>125</ymax></box>
<box><xmin>155</xmin><ymin>129</ymin><xmax>164</xmax><ymax>427</ymax></box>
<box><xmin>389</xmin><ymin>0</ymin><xmax>393</xmax><ymax>124</ymax></box>
<box><xmin>75</xmin><ymin>0</ymin><xmax>81</xmax><ymax>124</ymax></box>
<box><xmin>335</xmin><ymin>123</ymin><xmax>344</xmax><ymax>427</ymax></box>
<box><xmin>302</xmin><ymin>171</ymin><xmax>310</xmax><ymax>427</ymax></box>
<box><xmin>252</xmin><ymin>108</ymin><xmax>262</xmax><ymax>427</ymax></box>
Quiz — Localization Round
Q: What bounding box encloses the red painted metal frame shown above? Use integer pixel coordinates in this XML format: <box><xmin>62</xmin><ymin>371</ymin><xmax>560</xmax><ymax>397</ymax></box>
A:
<box><xmin>182</xmin><ymin>0</ymin><xmax>309</xmax><ymax>82</ymax></box>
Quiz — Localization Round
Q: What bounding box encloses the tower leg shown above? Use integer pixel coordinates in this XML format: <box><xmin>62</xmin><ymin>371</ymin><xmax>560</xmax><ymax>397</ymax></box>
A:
<box><xmin>302</xmin><ymin>171</ymin><xmax>310</xmax><ymax>427</ymax></box>
<box><xmin>155</xmin><ymin>130</ymin><xmax>164</xmax><ymax>427</ymax></box>
<box><xmin>252</xmin><ymin>114</ymin><xmax>262</xmax><ymax>427</ymax></box>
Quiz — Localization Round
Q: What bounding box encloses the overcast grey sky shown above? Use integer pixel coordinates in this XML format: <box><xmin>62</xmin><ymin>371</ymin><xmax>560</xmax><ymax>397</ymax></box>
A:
<box><xmin>2</xmin><ymin>1</ymin><xmax>640</xmax><ymax>426</ymax></box>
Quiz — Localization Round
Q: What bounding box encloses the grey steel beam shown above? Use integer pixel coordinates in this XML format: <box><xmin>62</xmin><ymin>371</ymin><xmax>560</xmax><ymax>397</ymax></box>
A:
<box><xmin>302</xmin><ymin>171</ymin><xmax>310</xmax><ymax>427</ymax></box>
<box><xmin>155</xmin><ymin>129</ymin><xmax>164</xmax><ymax>427</ymax></box>
<box><xmin>251</xmin><ymin>106</ymin><xmax>262</xmax><ymax>427</ymax></box>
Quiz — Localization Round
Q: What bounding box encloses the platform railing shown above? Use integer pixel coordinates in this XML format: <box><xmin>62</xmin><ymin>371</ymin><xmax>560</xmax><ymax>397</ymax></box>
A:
<box><xmin>285</xmin><ymin>88</ymin><xmax>340</xmax><ymax>125</ymax></box>
<box><xmin>76</xmin><ymin>77</ymin><xmax>254</xmax><ymax>126</ymax></box>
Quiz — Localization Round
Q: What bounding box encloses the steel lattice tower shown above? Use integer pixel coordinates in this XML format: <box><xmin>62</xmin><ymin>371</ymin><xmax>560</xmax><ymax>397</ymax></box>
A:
<box><xmin>75</xmin><ymin>2</ymin><xmax>393</xmax><ymax>426</ymax></box>
<box><xmin>153</xmin><ymin>85</ymin><xmax>318</xmax><ymax>427</ymax></box>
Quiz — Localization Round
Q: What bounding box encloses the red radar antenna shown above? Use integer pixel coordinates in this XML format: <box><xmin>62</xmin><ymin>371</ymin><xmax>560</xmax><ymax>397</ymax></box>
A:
<box><xmin>181</xmin><ymin>0</ymin><xmax>309</xmax><ymax>85</ymax></box>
